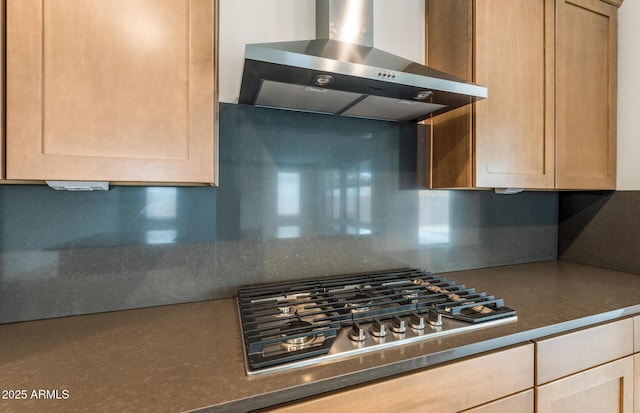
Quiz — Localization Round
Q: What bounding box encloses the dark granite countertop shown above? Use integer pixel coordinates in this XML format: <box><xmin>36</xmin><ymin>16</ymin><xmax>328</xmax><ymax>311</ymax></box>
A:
<box><xmin>3</xmin><ymin>260</ymin><xmax>640</xmax><ymax>413</ymax></box>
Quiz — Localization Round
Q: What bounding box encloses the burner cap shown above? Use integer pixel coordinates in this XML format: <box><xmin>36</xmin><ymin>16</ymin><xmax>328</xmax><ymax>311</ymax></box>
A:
<box><xmin>276</xmin><ymin>301</ymin><xmax>295</xmax><ymax>316</ymax></box>
<box><xmin>281</xmin><ymin>320</ymin><xmax>315</xmax><ymax>346</ymax></box>
<box><xmin>286</xmin><ymin>320</ymin><xmax>312</xmax><ymax>330</ymax></box>
<box><xmin>344</xmin><ymin>292</ymin><xmax>373</xmax><ymax>313</ymax></box>
<box><xmin>401</xmin><ymin>289</ymin><xmax>420</xmax><ymax>303</ymax></box>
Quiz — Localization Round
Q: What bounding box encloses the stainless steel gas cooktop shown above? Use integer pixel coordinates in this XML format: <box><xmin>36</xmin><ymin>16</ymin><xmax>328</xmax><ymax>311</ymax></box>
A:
<box><xmin>237</xmin><ymin>268</ymin><xmax>517</xmax><ymax>375</ymax></box>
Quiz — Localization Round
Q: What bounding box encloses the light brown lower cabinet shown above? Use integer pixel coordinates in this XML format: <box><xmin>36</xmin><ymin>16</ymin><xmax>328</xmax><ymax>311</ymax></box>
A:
<box><xmin>534</xmin><ymin>318</ymin><xmax>634</xmax><ymax>413</ymax></box>
<box><xmin>263</xmin><ymin>344</ymin><xmax>533</xmax><ymax>413</ymax></box>
<box><xmin>266</xmin><ymin>318</ymin><xmax>640</xmax><ymax>413</ymax></box>
<box><xmin>536</xmin><ymin>356</ymin><xmax>633</xmax><ymax>413</ymax></box>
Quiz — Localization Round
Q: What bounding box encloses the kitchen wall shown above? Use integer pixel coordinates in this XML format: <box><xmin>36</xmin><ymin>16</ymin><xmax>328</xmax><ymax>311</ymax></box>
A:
<box><xmin>616</xmin><ymin>0</ymin><xmax>640</xmax><ymax>189</ymax></box>
<box><xmin>559</xmin><ymin>191</ymin><xmax>640</xmax><ymax>273</ymax></box>
<box><xmin>0</xmin><ymin>103</ymin><xmax>559</xmax><ymax>324</ymax></box>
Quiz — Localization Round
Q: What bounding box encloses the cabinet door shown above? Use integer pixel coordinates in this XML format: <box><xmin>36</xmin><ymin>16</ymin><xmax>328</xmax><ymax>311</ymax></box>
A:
<box><xmin>427</xmin><ymin>0</ymin><xmax>554</xmax><ymax>189</ymax></box>
<box><xmin>555</xmin><ymin>0</ymin><xmax>617</xmax><ymax>189</ymax></box>
<box><xmin>6</xmin><ymin>0</ymin><xmax>217</xmax><ymax>184</ymax></box>
<box><xmin>537</xmin><ymin>356</ymin><xmax>633</xmax><ymax>413</ymax></box>
<box><xmin>474</xmin><ymin>0</ymin><xmax>555</xmax><ymax>189</ymax></box>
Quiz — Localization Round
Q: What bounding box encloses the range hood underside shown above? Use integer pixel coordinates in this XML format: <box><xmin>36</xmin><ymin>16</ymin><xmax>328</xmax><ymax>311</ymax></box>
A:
<box><xmin>238</xmin><ymin>40</ymin><xmax>486</xmax><ymax>123</ymax></box>
<box><xmin>240</xmin><ymin>61</ymin><xmax>479</xmax><ymax>123</ymax></box>
<box><xmin>255</xmin><ymin>79</ymin><xmax>446</xmax><ymax>122</ymax></box>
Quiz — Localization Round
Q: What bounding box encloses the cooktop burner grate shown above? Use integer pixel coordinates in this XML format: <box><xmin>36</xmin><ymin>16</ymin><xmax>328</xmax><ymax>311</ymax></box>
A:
<box><xmin>237</xmin><ymin>268</ymin><xmax>516</xmax><ymax>374</ymax></box>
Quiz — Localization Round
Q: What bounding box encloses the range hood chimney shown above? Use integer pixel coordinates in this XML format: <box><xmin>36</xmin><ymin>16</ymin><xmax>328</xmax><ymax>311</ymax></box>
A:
<box><xmin>238</xmin><ymin>0</ymin><xmax>487</xmax><ymax>123</ymax></box>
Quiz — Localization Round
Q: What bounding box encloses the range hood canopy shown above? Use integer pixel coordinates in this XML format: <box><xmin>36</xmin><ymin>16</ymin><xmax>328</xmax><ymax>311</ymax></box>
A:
<box><xmin>238</xmin><ymin>0</ymin><xmax>487</xmax><ymax>123</ymax></box>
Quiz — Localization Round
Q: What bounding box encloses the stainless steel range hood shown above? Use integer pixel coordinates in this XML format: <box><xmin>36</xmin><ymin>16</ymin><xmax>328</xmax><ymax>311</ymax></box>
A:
<box><xmin>238</xmin><ymin>0</ymin><xmax>487</xmax><ymax>123</ymax></box>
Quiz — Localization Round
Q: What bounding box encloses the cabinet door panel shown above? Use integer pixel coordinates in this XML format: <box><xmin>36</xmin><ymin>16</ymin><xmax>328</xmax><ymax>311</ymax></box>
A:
<box><xmin>6</xmin><ymin>0</ymin><xmax>217</xmax><ymax>184</ymax></box>
<box><xmin>474</xmin><ymin>0</ymin><xmax>555</xmax><ymax>189</ymax></box>
<box><xmin>44</xmin><ymin>1</ymin><xmax>189</xmax><ymax>160</ymax></box>
<box><xmin>537</xmin><ymin>356</ymin><xmax>633</xmax><ymax>413</ymax></box>
<box><xmin>555</xmin><ymin>0</ymin><xmax>617</xmax><ymax>189</ymax></box>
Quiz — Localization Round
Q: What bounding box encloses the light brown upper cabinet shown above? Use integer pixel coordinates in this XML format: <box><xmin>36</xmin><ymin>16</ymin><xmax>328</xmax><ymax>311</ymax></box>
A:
<box><xmin>427</xmin><ymin>0</ymin><xmax>554</xmax><ymax>189</ymax></box>
<box><xmin>6</xmin><ymin>0</ymin><xmax>218</xmax><ymax>185</ymax></box>
<box><xmin>0</xmin><ymin>0</ymin><xmax>4</xmax><ymax>180</ymax></box>
<box><xmin>426</xmin><ymin>0</ymin><xmax>620</xmax><ymax>190</ymax></box>
<box><xmin>555</xmin><ymin>0</ymin><xmax>618</xmax><ymax>189</ymax></box>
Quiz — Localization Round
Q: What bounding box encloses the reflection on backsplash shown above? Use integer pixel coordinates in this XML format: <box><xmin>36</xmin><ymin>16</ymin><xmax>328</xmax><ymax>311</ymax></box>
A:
<box><xmin>318</xmin><ymin>162</ymin><xmax>373</xmax><ymax>237</ymax></box>
<box><xmin>0</xmin><ymin>103</ymin><xmax>558</xmax><ymax>323</ymax></box>
<box><xmin>145</xmin><ymin>187</ymin><xmax>178</xmax><ymax>244</ymax></box>
<box><xmin>419</xmin><ymin>191</ymin><xmax>451</xmax><ymax>245</ymax></box>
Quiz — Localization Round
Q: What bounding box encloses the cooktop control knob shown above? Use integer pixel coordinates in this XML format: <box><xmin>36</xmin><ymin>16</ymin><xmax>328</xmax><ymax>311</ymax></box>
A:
<box><xmin>391</xmin><ymin>315</ymin><xmax>406</xmax><ymax>334</ymax></box>
<box><xmin>427</xmin><ymin>307</ymin><xmax>443</xmax><ymax>327</ymax></box>
<box><xmin>410</xmin><ymin>312</ymin><xmax>426</xmax><ymax>330</ymax></box>
<box><xmin>370</xmin><ymin>318</ymin><xmax>387</xmax><ymax>337</ymax></box>
<box><xmin>349</xmin><ymin>322</ymin><xmax>367</xmax><ymax>341</ymax></box>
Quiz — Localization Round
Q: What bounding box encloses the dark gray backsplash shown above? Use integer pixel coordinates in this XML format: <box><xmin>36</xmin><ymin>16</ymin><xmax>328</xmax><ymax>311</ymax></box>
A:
<box><xmin>559</xmin><ymin>191</ymin><xmax>640</xmax><ymax>273</ymax></box>
<box><xmin>0</xmin><ymin>104</ymin><xmax>558</xmax><ymax>323</ymax></box>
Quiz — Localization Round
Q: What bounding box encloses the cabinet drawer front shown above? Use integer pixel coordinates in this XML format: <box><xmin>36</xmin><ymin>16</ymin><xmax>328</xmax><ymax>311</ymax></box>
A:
<box><xmin>461</xmin><ymin>389</ymin><xmax>533</xmax><ymax>413</ymax></box>
<box><xmin>536</xmin><ymin>356</ymin><xmax>633</xmax><ymax>413</ymax></box>
<box><xmin>535</xmin><ymin>318</ymin><xmax>633</xmax><ymax>384</ymax></box>
<box><xmin>266</xmin><ymin>344</ymin><xmax>533</xmax><ymax>413</ymax></box>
